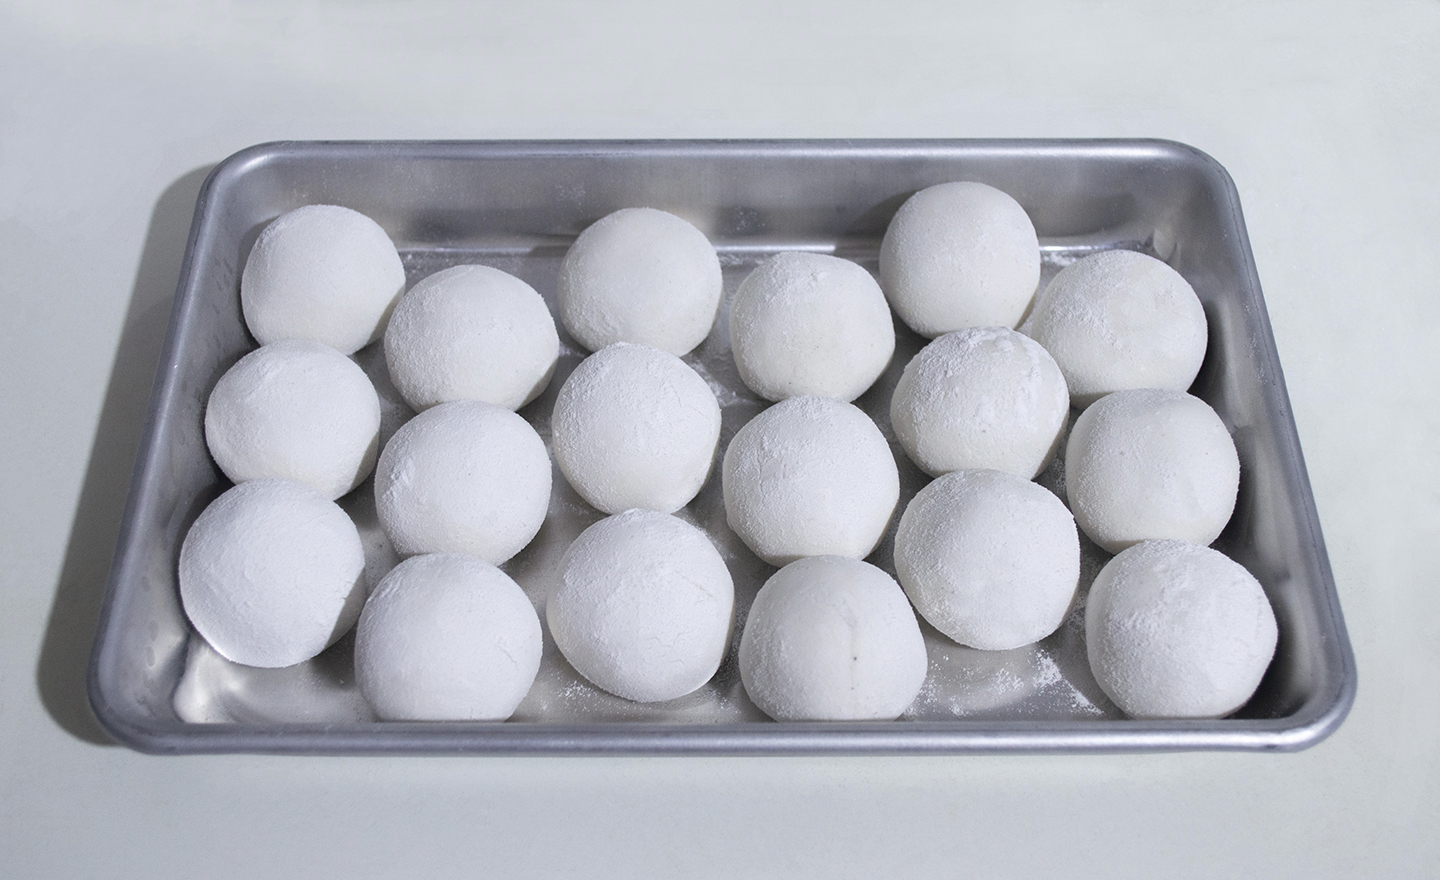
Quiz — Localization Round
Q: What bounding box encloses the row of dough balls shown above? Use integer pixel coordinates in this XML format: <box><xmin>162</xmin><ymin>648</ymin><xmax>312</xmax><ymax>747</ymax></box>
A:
<box><xmin>186</xmin><ymin>193</ymin><xmax>1271</xmax><ymax>724</ymax></box>
<box><xmin>186</xmin><ymin>205</ymin><xmax>730</xmax><ymax>723</ymax></box>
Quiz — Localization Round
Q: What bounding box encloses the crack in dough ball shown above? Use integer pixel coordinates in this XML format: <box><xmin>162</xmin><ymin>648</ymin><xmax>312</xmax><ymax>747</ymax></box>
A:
<box><xmin>894</xmin><ymin>469</ymin><xmax>1080</xmax><ymax>651</ymax></box>
<box><xmin>374</xmin><ymin>400</ymin><xmax>551</xmax><ymax>564</ymax></box>
<box><xmin>240</xmin><ymin>204</ymin><xmax>407</xmax><ymax>355</ymax></box>
<box><xmin>552</xmin><ymin>343</ymin><xmax>721</xmax><ymax>514</ymax></box>
<box><xmin>1023</xmin><ymin>249</ymin><xmax>1208</xmax><ymax>408</ymax></box>
<box><xmin>383</xmin><ymin>264</ymin><xmax>559</xmax><ymax>412</ymax></box>
<box><xmin>1085</xmin><ymin>540</ymin><xmax>1278</xmax><ymax>719</ymax></box>
<box><xmin>547</xmin><ymin>510</ymin><xmax>735</xmax><ymax>703</ymax></box>
<box><xmin>729</xmin><ymin>252</ymin><xmax>895</xmax><ymax>402</ymax></box>
<box><xmin>890</xmin><ymin>326</ymin><xmax>1068</xmax><ymax>479</ymax></box>
<box><xmin>557</xmin><ymin>207</ymin><xmax>722</xmax><ymax>356</ymax></box>
<box><xmin>739</xmin><ymin>556</ymin><xmax>927</xmax><ymax>721</ymax></box>
<box><xmin>204</xmin><ymin>339</ymin><xmax>381</xmax><ymax>500</ymax></box>
<box><xmin>879</xmin><ymin>181</ymin><xmax>1040</xmax><ymax>338</ymax></box>
<box><xmin>355</xmin><ymin>553</ymin><xmax>542</xmax><ymax>721</ymax></box>
<box><xmin>722</xmin><ymin>396</ymin><xmax>899</xmax><ymax>567</ymax></box>
<box><xmin>179</xmin><ymin>479</ymin><xmax>367</xmax><ymax>669</ymax></box>
<box><xmin>1065</xmin><ymin>389</ymin><xmax>1240</xmax><ymax>554</ymax></box>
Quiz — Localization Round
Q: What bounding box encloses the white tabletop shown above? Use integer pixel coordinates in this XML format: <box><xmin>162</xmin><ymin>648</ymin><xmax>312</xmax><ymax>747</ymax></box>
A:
<box><xmin>2</xmin><ymin>1</ymin><xmax>1435</xmax><ymax>876</ymax></box>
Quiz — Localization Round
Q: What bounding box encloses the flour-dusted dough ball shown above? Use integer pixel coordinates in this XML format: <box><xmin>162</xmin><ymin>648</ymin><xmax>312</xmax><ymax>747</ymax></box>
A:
<box><xmin>739</xmin><ymin>556</ymin><xmax>927</xmax><ymax>721</ymax></box>
<box><xmin>557</xmin><ymin>207</ymin><xmax>722</xmax><ymax>356</ymax></box>
<box><xmin>722</xmin><ymin>396</ymin><xmax>900</xmax><ymax>567</ymax></box>
<box><xmin>890</xmin><ymin>326</ymin><xmax>1069</xmax><ymax>479</ymax></box>
<box><xmin>241</xmin><ymin>204</ymin><xmax>407</xmax><ymax>354</ymax></box>
<box><xmin>1066</xmin><ymin>389</ymin><xmax>1240</xmax><ymax>554</ymax></box>
<box><xmin>355</xmin><ymin>553</ymin><xmax>542</xmax><ymax>720</ymax></box>
<box><xmin>552</xmin><ymin>343</ymin><xmax>721</xmax><ymax>514</ymax></box>
<box><xmin>1086</xmin><ymin>540</ymin><xmax>1278</xmax><ymax>719</ymax></box>
<box><xmin>374</xmin><ymin>400</ymin><xmax>551</xmax><ymax>564</ymax></box>
<box><xmin>547</xmin><ymin>510</ymin><xmax>735</xmax><ymax>703</ymax></box>
<box><xmin>1024</xmin><ymin>249</ymin><xmax>1208</xmax><ymax>408</ymax></box>
<box><xmin>895</xmin><ymin>469</ymin><xmax>1080</xmax><ymax>650</ymax></box>
<box><xmin>179</xmin><ymin>479</ymin><xmax>366</xmax><ymax>668</ymax></box>
<box><xmin>729</xmin><ymin>252</ymin><xmax>895</xmax><ymax>402</ymax></box>
<box><xmin>879</xmin><ymin>181</ymin><xmax>1040</xmax><ymax>338</ymax></box>
<box><xmin>383</xmin><ymin>264</ymin><xmax>559</xmax><ymax>412</ymax></box>
<box><xmin>204</xmin><ymin>339</ymin><xmax>381</xmax><ymax>500</ymax></box>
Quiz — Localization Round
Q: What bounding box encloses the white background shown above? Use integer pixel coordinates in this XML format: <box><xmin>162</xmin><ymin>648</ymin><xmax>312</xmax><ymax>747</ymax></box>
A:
<box><xmin>1</xmin><ymin>1</ymin><xmax>1436</xmax><ymax>876</ymax></box>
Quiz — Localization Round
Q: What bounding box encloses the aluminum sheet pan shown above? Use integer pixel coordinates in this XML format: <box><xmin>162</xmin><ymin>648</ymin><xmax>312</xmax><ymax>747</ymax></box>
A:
<box><xmin>88</xmin><ymin>139</ymin><xmax>1356</xmax><ymax>754</ymax></box>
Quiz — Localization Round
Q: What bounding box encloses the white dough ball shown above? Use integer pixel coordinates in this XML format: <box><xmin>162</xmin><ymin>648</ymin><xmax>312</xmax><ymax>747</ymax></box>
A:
<box><xmin>1065</xmin><ymin>389</ymin><xmax>1240</xmax><ymax>554</ymax></box>
<box><xmin>557</xmin><ymin>207</ymin><xmax>722</xmax><ymax>356</ymax></box>
<box><xmin>179</xmin><ymin>479</ymin><xmax>366</xmax><ymax>668</ymax></box>
<box><xmin>894</xmin><ymin>469</ymin><xmax>1080</xmax><ymax>651</ymax></box>
<box><xmin>355</xmin><ymin>553</ymin><xmax>542</xmax><ymax>720</ymax></box>
<box><xmin>890</xmin><ymin>326</ymin><xmax>1069</xmax><ymax>479</ymax></box>
<box><xmin>383</xmin><ymin>264</ymin><xmax>559</xmax><ymax>412</ymax></box>
<box><xmin>547</xmin><ymin>510</ymin><xmax>735</xmax><ymax>703</ymax></box>
<box><xmin>241</xmin><ymin>204</ymin><xmax>407</xmax><ymax>354</ymax></box>
<box><xmin>205</xmin><ymin>339</ymin><xmax>381</xmax><ymax>500</ymax></box>
<box><xmin>879</xmin><ymin>181</ymin><xmax>1040</xmax><ymax>338</ymax></box>
<box><xmin>552</xmin><ymin>343</ymin><xmax>721</xmax><ymax>514</ymax></box>
<box><xmin>738</xmin><ymin>556</ymin><xmax>927</xmax><ymax>721</ymax></box>
<box><xmin>722</xmin><ymin>396</ymin><xmax>899</xmax><ymax>567</ymax></box>
<box><xmin>375</xmin><ymin>400</ymin><xmax>551</xmax><ymax>564</ymax></box>
<box><xmin>729</xmin><ymin>252</ymin><xmax>895</xmax><ymax>402</ymax></box>
<box><xmin>1086</xmin><ymin>540</ymin><xmax>1278</xmax><ymax>719</ymax></box>
<box><xmin>1024</xmin><ymin>249</ymin><xmax>1208</xmax><ymax>408</ymax></box>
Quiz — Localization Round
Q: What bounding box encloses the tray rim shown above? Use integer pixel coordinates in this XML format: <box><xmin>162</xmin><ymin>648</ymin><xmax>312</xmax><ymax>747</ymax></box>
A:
<box><xmin>87</xmin><ymin>137</ymin><xmax>1357</xmax><ymax>755</ymax></box>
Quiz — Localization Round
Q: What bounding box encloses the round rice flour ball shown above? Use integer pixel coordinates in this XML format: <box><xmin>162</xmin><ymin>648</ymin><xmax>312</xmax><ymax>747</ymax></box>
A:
<box><xmin>722</xmin><ymin>396</ymin><xmax>899</xmax><ymax>567</ymax></box>
<box><xmin>205</xmin><ymin>339</ymin><xmax>381</xmax><ymax>500</ymax></box>
<box><xmin>375</xmin><ymin>400</ymin><xmax>551</xmax><ymax>564</ymax></box>
<box><xmin>879</xmin><ymin>181</ymin><xmax>1040</xmax><ymax>338</ymax></box>
<box><xmin>1065</xmin><ymin>389</ymin><xmax>1240</xmax><ymax>554</ymax></box>
<box><xmin>547</xmin><ymin>510</ymin><xmax>734</xmax><ymax>703</ymax></box>
<box><xmin>179</xmin><ymin>479</ymin><xmax>366</xmax><ymax>668</ymax></box>
<box><xmin>890</xmin><ymin>326</ymin><xmax>1069</xmax><ymax>479</ymax></box>
<box><xmin>1024</xmin><ymin>249</ymin><xmax>1208</xmax><ymax>408</ymax></box>
<box><xmin>241</xmin><ymin>204</ymin><xmax>407</xmax><ymax>354</ymax></box>
<box><xmin>557</xmin><ymin>207</ymin><xmax>722</xmax><ymax>356</ymax></box>
<box><xmin>1086</xmin><ymin>540</ymin><xmax>1278</xmax><ymax>719</ymax></box>
<box><xmin>729</xmin><ymin>252</ymin><xmax>895</xmax><ymax>402</ymax></box>
<box><xmin>552</xmin><ymin>343</ymin><xmax>721</xmax><ymax>514</ymax></box>
<box><xmin>739</xmin><ymin>556</ymin><xmax>927</xmax><ymax>721</ymax></box>
<box><xmin>383</xmin><ymin>264</ymin><xmax>559</xmax><ymax>412</ymax></box>
<box><xmin>355</xmin><ymin>553</ymin><xmax>542</xmax><ymax>720</ymax></box>
<box><xmin>894</xmin><ymin>469</ymin><xmax>1080</xmax><ymax>650</ymax></box>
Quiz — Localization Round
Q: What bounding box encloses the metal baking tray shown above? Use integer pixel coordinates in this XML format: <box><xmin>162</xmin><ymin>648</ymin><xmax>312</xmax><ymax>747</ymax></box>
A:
<box><xmin>87</xmin><ymin>139</ymin><xmax>1355</xmax><ymax>754</ymax></box>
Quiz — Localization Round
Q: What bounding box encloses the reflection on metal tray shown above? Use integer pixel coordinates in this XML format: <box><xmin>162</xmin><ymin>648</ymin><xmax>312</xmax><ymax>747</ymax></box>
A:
<box><xmin>88</xmin><ymin>140</ymin><xmax>1355</xmax><ymax>754</ymax></box>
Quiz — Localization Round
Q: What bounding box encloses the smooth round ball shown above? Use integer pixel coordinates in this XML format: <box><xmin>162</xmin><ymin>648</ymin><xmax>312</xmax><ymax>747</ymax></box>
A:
<box><xmin>890</xmin><ymin>326</ymin><xmax>1069</xmax><ymax>479</ymax></box>
<box><xmin>547</xmin><ymin>510</ymin><xmax>735</xmax><ymax>703</ymax></box>
<box><xmin>204</xmin><ymin>339</ymin><xmax>381</xmax><ymax>500</ymax></box>
<box><xmin>739</xmin><ymin>556</ymin><xmax>927</xmax><ymax>721</ymax></box>
<box><xmin>240</xmin><ymin>204</ymin><xmax>407</xmax><ymax>354</ymax></box>
<box><xmin>895</xmin><ymin>469</ymin><xmax>1080</xmax><ymax>650</ymax></box>
<box><xmin>355</xmin><ymin>553</ymin><xmax>542</xmax><ymax>721</ymax></box>
<box><xmin>722</xmin><ymin>396</ymin><xmax>900</xmax><ymax>567</ymax></box>
<box><xmin>557</xmin><ymin>207</ymin><xmax>722</xmax><ymax>356</ymax></box>
<box><xmin>1024</xmin><ymin>249</ymin><xmax>1208</xmax><ymax>408</ymax></box>
<box><xmin>729</xmin><ymin>252</ymin><xmax>895</xmax><ymax>402</ymax></box>
<box><xmin>1065</xmin><ymin>389</ymin><xmax>1240</xmax><ymax>554</ymax></box>
<box><xmin>552</xmin><ymin>343</ymin><xmax>721</xmax><ymax>514</ymax></box>
<box><xmin>1086</xmin><ymin>540</ymin><xmax>1278</xmax><ymax>719</ymax></box>
<box><xmin>374</xmin><ymin>400</ymin><xmax>551</xmax><ymax>564</ymax></box>
<box><xmin>179</xmin><ymin>479</ymin><xmax>366</xmax><ymax>668</ymax></box>
<box><xmin>879</xmin><ymin>181</ymin><xmax>1040</xmax><ymax>338</ymax></box>
<box><xmin>383</xmin><ymin>264</ymin><xmax>559</xmax><ymax>412</ymax></box>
